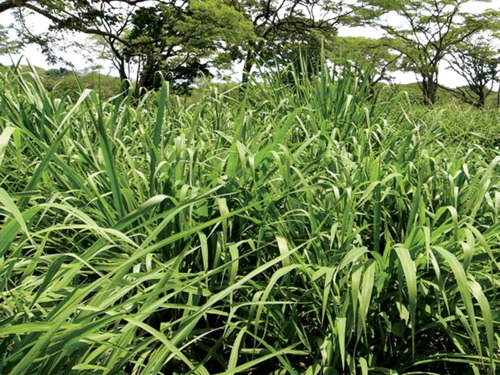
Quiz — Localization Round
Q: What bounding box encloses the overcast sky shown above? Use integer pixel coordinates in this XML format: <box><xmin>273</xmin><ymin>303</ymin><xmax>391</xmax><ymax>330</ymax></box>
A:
<box><xmin>1</xmin><ymin>0</ymin><xmax>499</xmax><ymax>87</ymax></box>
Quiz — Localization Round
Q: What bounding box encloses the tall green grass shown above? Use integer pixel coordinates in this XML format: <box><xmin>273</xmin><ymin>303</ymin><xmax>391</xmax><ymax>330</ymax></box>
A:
<box><xmin>0</xmin><ymin>60</ymin><xmax>499</xmax><ymax>374</ymax></box>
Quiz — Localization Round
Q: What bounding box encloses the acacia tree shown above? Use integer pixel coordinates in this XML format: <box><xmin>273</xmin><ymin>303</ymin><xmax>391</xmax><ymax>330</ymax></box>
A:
<box><xmin>2</xmin><ymin>0</ymin><xmax>367</xmax><ymax>90</ymax></box>
<box><xmin>446</xmin><ymin>36</ymin><xmax>500</xmax><ymax>107</ymax></box>
<box><xmin>259</xmin><ymin>24</ymin><xmax>333</xmax><ymax>76</ymax></box>
<box><xmin>124</xmin><ymin>1</ymin><xmax>252</xmax><ymax>95</ymax></box>
<box><xmin>359</xmin><ymin>0</ymin><xmax>500</xmax><ymax>104</ymax></box>
<box><xmin>330</xmin><ymin>36</ymin><xmax>401</xmax><ymax>88</ymax></box>
<box><xmin>228</xmin><ymin>0</ymin><xmax>359</xmax><ymax>82</ymax></box>
<box><xmin>4</xmin><ymin>0</ymin><xmax>359</xmax><ymax>87</ymax></box>
<box><xmin>3</xmin><ymin>0</ymin><xmax>253</xmax><ymax>93</ymax></box>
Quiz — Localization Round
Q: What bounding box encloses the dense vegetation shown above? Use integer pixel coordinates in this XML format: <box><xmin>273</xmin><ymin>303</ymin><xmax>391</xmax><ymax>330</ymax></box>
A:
<box><xmin>0</xmin><ymin>60</ymin><xmax>499</xmax><ymax>374</ymax></box>
<box><xmin>2</xmin><ymin>63</ymin><xmax>499</xmax><ymax>109</ymax></box>
<box><xmin>1</xmin><ymin>1</ymin><xmax>499</xmax><ymax>105</ymax></box>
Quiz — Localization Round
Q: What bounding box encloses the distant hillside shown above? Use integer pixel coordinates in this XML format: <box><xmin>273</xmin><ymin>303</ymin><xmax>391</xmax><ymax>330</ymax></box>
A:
<box><xmin>0</xmin><ymin>64</ymin><xmax>121</xmax><ymax>100</ymax></box>
<box><xmin>1</xmin><ymin>64</ymin><xmax>498</xmax><ymax>108</ymax></box>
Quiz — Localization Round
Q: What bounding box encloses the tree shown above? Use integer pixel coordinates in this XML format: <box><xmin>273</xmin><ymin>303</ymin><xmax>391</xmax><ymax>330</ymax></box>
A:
<box><xmin>330</xmin><ymin>36</ymin><xmax>401</xmax><ymax>88</ymax></box>
<box><xmin>2</xmin><ymin>0</ymin><xmax>366</xmax><ymax>91</ymax></box>
<box><xmin>446</xmin><ymin>36</ymin><xmax>500</xmax><ymax>107</ymax></box>
<box><xmin>4</xmin><ymin>0</ymin><xmax>252</xmax><ymax>93</ymax></box>
<box><xmin>256</xmin><ymin>24</ymin><xmax>333</xmax><ymax>85</ymax></box>
<box><xmin>358</xmin><ymin>0</ymin><xmax>500</xmax><ymax>104</ymax></box>
<box><xmin>124</xmin><ymin>1</ymin><xmax>252</xmax><ymax>95</ymax></box>
<box><xmin>229</xmin><ymin>0</ymin><xmax>358</xmax><ymax>82</ymax></box>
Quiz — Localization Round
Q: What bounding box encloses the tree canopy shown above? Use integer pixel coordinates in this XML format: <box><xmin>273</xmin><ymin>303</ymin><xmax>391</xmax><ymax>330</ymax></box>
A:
<box><xmin>4</xmin><ymin>0</ymin><xmax>355</xmax><ymax>91</ymax></box>
<box><xmin>358</xmin><ymin>0</ymin><xmax>500</xmax><ymax>104</ymax></box>
<box><xmin>121</xmin><ymin>0</ymin><xmax>253</xmax><ymax>94</ymax></box>
<box><xmin>330</xmin><ymin>36</ymin><xmax>401</xmax><ymax>88</ymax></box>
<box><xmin>231</xmin><ymin>0</ymin><xmax>357</xmax><ymax>81</ymax></box>
<box><xmin>446</xmin><ymin>36</ymin><xmax>500</xmax><ymax>107</ymax></box>
<box><xmin>1</xmin><ymin>0</ymin><xmax>500</xmax><ymax>103</ymax></box>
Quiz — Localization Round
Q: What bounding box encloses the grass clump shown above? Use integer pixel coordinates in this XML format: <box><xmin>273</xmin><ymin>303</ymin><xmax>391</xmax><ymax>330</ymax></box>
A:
<box><xmin>0</xmin><ymin>60</ymin><xmax>499</xmax><ymax>374</ymax></box>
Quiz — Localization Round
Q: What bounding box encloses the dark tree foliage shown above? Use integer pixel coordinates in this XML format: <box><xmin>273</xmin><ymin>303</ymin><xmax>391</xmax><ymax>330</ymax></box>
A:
<box><xmin>3</xmin><ymin>0</ymin><xmax>252</xmax><ymax>93</ymax></box>
<box><xmin>124</xmin><ymin>1</ymin><xmax>251</xmax><ymax>95</ymax></box>
<box><xmin>45</xmin><ymin>67</ymin><xmax>72</xmax><ymax>78</ymax></box>
<box><xmin>229</xmin><ymin>0</ymin><xmax>358</xmax><ymax>82</ymax></box>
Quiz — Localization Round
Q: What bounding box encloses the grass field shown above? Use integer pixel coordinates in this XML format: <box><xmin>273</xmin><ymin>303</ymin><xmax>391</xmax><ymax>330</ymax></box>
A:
<box><xmin>0</xmin><ymin>62</ymin><xmax>499</xmax><ymax>374</ymax></box>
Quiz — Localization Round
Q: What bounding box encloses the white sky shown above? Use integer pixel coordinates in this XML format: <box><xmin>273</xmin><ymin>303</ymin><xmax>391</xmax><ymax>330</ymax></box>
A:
<box><xmin>0</xmin><ymin>0</ymin><xmax>499</xmax><ymax>87</ymax></box>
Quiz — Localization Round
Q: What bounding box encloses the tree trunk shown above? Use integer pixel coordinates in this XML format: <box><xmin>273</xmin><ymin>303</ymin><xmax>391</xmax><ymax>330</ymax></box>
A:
<box><xmin>134</xmin><ymin>62</ymin><xmax>157</xmax><ymax>98</ymax></box>
<box><xmin>241</xmin><ymin>40</ymin><xmax>264</xmax><ymax>84</ymax></box>
<box><xmin>116</xmin><ymin>59</ymin><xmax>132</xmax><ymax>92</ymax></box>
<box><xmin>497</xmin><ymin>81</ymin><xmax>500</xmax><ymax>108</ymax></box>
<box><xmin>421</xmin><ymin>76</ymin><xmax>437</xmax><ymax>105</ymax></box>
<box><xmin>118</xmin><ymin>61</ymin><xmax>128</xmax><ymax>82</ymax></box>
<box><xmin>476</xmin><ymin>88</ymin><xmax>486</xmax><ymax>108</ymax></box>
<box><xmin>241</xmin><ymin>49</ymin><xmax>255</xmax><ymax>84</ymax></box>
